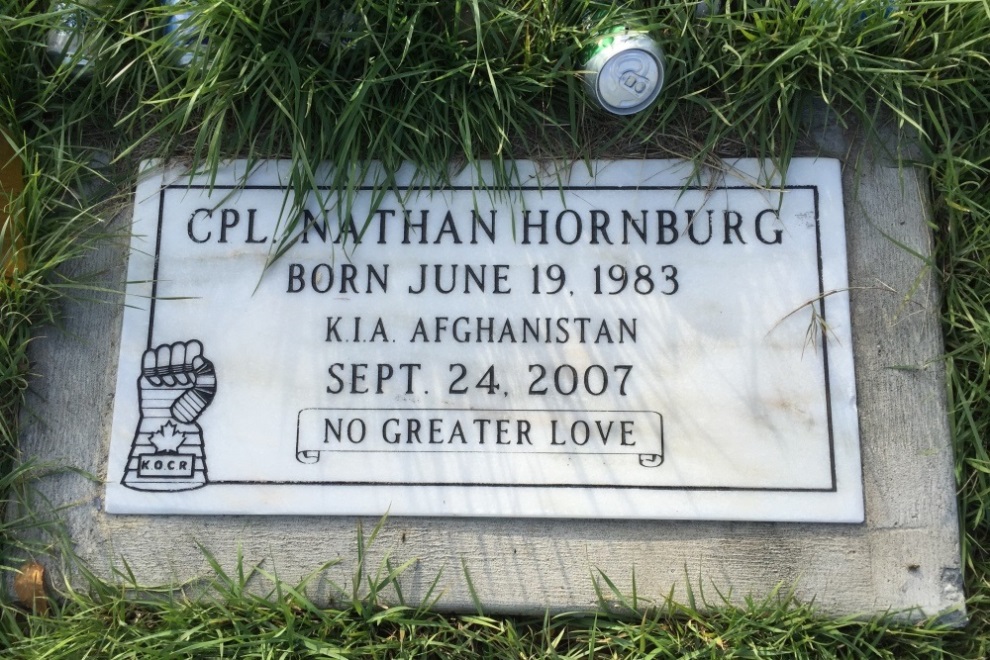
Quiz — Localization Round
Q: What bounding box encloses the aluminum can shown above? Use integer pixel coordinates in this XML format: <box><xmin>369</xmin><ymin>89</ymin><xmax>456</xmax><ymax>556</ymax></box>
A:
<box><xmin>694</xmin><ymin>0</ymin><xmax>723</xmax><ymax>18</ymax></box>
<box><xmin>583</xmin><ymin>30</ymin><xmax>666</xmax><ymax>116</ymax></box>
<box><xmin>46</xmin><ymin>0</ymin><xmax>98</xmax><ymax>70</ymax></box>
<box><xmin>806</xmin><ymin>0</ymin><xmax>897</xmax><ymax>21</ymax></box>
<box><xmin>162</xmin><ymin>0</ymin><xmax>204</xmax><ymax>67</ymax></box>
<box><xmin>314</xmin><ymin>8</ymin><xmax>361</xmax><ymax>50</ymax></box>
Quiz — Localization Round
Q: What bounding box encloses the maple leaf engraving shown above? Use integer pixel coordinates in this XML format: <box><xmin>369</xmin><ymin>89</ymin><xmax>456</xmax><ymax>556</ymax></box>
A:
<box><xmin>149</xmin><ymin>422</ymin><xmax>187</xmax><ymax>453</ymax></box>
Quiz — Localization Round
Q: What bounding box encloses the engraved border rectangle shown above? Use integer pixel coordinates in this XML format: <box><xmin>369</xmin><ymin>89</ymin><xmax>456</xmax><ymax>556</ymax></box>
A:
<box><xmin>146</xmin><ymin>181</ymin><xmax>837</xmax><ymax>495</ymax></box>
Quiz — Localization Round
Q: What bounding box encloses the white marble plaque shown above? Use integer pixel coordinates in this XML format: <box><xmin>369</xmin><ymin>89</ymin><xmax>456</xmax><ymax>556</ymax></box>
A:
<box><xmin>105</xmin><ymin>159</ymin><xmax>863</xmax><ymax>521</ymax></box>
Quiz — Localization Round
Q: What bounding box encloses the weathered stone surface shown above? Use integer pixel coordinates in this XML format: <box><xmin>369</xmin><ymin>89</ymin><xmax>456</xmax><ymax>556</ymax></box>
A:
<box><xmin>14</xmin><ymin>114</ymin><xmax>965</xmax><ymax>621</ymax></box>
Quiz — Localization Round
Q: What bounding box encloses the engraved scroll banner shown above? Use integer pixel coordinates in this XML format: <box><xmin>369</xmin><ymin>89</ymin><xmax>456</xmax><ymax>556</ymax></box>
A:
<box><xmin>295</xmin><ymin>408</ymin><xmax>665</xmax><ymax>481</ymax></box>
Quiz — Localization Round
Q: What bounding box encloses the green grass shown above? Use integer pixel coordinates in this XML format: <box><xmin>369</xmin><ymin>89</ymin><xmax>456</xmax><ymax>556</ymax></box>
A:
<box><xmin>3</xmin><ymin>0</ymin><xmax>990</xmax><ymax>656</ymax></box>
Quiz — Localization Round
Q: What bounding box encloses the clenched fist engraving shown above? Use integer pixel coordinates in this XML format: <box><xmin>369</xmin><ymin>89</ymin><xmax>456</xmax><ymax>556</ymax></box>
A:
<box><xmin>121</xmin><ymin>340</ymin><xmax>217</xmax><ymax>491</ymax></box>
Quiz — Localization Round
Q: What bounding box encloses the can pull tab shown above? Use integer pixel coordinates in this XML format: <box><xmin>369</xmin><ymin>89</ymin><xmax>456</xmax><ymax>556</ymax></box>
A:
<box><xmin>615</xmin><ymin>55</ymin><xmax>651</xmax><ymax>96</ymax></box>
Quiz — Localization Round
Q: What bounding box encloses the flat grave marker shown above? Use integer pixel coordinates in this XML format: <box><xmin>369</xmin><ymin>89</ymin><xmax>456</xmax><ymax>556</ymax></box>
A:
<box><xmin>106</xmin><ymin>158</ymin><xmax>862</xmax><ymax>521</ymax></box>
<box><xmin>18</xmin><ymin>125</ymin><xmax>965</xmax><ymax>619</ymax></box>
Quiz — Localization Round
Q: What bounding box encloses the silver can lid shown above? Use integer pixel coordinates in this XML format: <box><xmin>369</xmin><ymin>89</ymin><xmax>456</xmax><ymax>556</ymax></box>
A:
<box><xmin>584</xmin><ymin>31</ymin><xmax>666</xmax><ymax>116</ymax></box>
